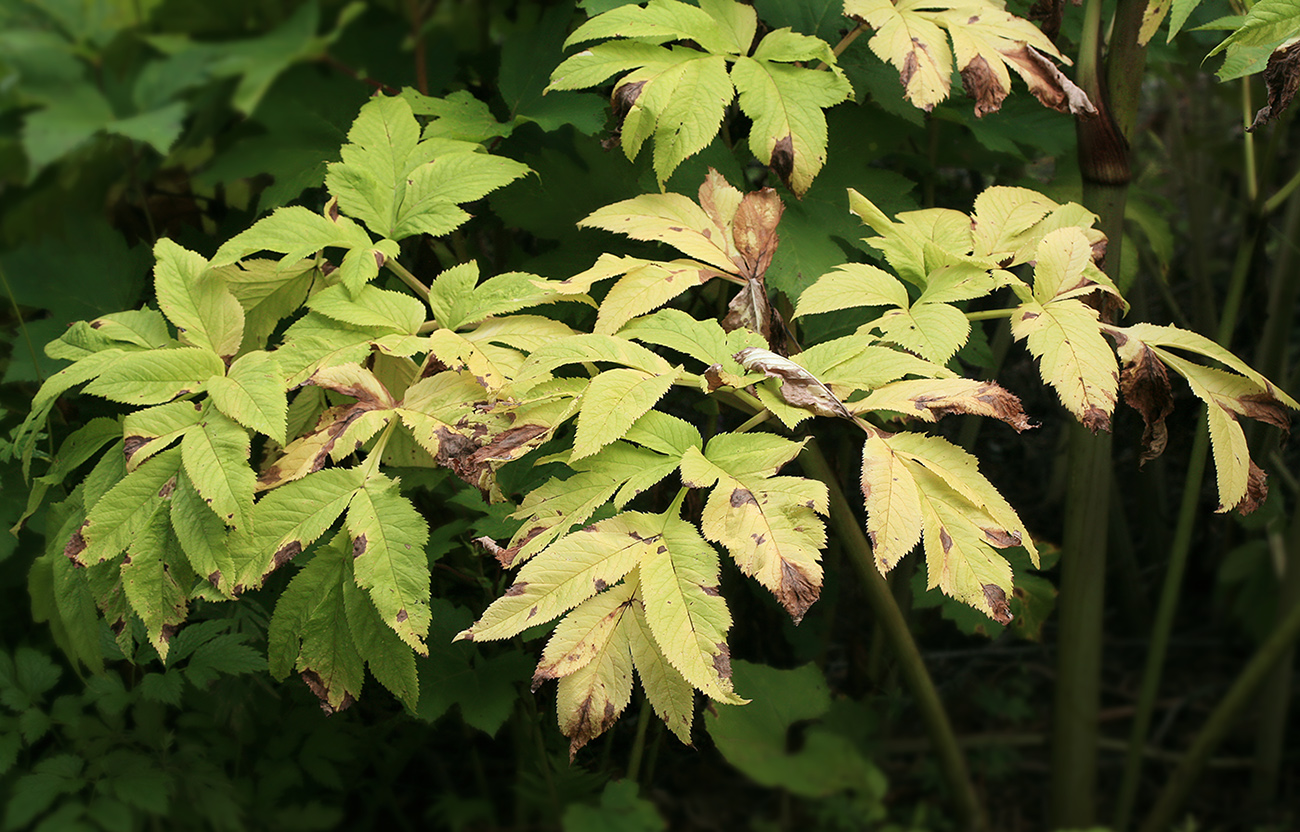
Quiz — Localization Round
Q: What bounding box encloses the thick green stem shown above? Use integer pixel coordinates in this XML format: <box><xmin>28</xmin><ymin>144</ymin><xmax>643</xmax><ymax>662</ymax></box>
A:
<box><xmin>1138</xmin><ymin>591</ymin><xmax>1300</xmax><ymax>832</ymax></box>
<box><xmin>1050</xmin><ymin>425</ymin><xmax>1113</xmax><ymax>828</ymax></box>
<box><xmin>1054</xmin><ymin>0</ymin><xmax>1149</xmax><ymax>819</ymax></box>
<box><xmin>800</xmin><ymin>440</ymin><xmax>986</xmax><ymax>831</ymax></box>
<box><xmin>385</xmin><ymin>257</ymin><xmax>431</xmax><ymax>302</ymax></box>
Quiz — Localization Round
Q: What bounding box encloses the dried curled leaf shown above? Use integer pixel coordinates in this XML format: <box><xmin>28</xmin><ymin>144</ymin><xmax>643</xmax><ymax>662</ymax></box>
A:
<box><xmin>733</xmin><ymin>347</ymin><xmax>852</xmax><ymax>419</ymax></box>
<box><xmin>1248</xmin><ymin>41</ymin><xmax>1300</xmax><ymax>131</ymax></box>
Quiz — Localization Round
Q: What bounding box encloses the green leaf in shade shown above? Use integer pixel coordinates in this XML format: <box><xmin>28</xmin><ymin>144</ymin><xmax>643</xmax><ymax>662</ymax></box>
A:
<box><xmin>121</xmin><ymin>513</ymin><xmax>193</xmax><ymax>661</ymax></box>
<box><xmin>706</xmin><ymin>661</ymin><xmax>887</xmax><ymax>797</ymax></box>
<box><xmin>14</xmin><ymin>349</ymin><xmax>127</xmax><ymax>475</ymax></box>
<box><xmin>345</xmin><ymin>475</ymin><xmax>431</xmax><ymax>653</ymax></box>
<box><xmin>266</xmin><ymin>534</ymin><xmax>365</xmax><ymax>713</ymax></box>
<box><xmin>341</xmin><ymin>572</ymin><xmax>419</xmax><ymax>710</ymax></box>
<box><xmin>74</xmin><ymin>449</ymin><xmax>182</xmax><ymax>566</ymax></box>
<box><xmin>563</xmin><ymin>780</ymin><xmax>667</xmax><ymax>832</ymax></box>
<box><xmin>16</xmin><ymin>417</ymin><xmax>121</xmax><ymax>532</ymax></box>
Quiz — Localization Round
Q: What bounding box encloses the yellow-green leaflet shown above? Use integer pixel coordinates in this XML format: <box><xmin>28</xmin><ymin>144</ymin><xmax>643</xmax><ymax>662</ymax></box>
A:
<box><xmin>346</xmin><ymin>475</ymin><xmax>431</xmax><ymax>654</ymax></box>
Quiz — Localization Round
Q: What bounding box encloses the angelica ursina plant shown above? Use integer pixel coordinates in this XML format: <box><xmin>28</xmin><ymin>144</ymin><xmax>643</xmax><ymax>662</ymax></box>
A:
<box><xmin>8</xmin><ymin>0</ymin><xmax>1300</xmax><ymax>828</ymax></box>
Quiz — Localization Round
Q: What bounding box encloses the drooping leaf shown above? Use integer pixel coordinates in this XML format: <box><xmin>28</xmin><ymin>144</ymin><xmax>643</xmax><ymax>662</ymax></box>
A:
<box><xmin>341</xmin><ymin>570</ymin><xmax>420</xmax><ymax>711</ymax></box>
<box><xmin>682</xmin><ymin>432</ymin><xmax>827</xmax><ymax>622</ymax></box>
<box><xmin>626</xmin><ymin>591</ymin><xmax>696</xmax><ymax>743</ymax></box>
<box><xmin>170</xmin><ymin>469</ymin><xmax>234</xmax><ymax>593</ymax></box>
<box><xmin>638</xmin><ymin>511</ymin><xmax>742</xmax><ymax>703</ymax></box>
<box><xmin>883</xmin><ymin>430</ymin><xmax>1037</xmax><ymax>564</ymax></box>
<box><xmin>180</xmin><ymin>406</ymin><xmax>254</xmax><ymax>531</ymax></box>
<box><xmin>911</xmin><ymin>465</ymin><xmax>1016</xmax><ymax>624</ymax></box>
<box><xmin>851</xmin><ymin>378</ymin><xmax>1032</xmax><ymax>431</ymax></box>
<box><xmin>733</xmin><ymin>347</ymin><xmax>853</xmax><ymax>419</ymax></box>
<box><xmin>121</xmin><ymin>512</ymin><xmax>191</xmax><ymax>661</ymax></box>
<box><xmin>72</xmin><ymin>449</ymin><xmax>181</xmax><ymax>566</ymax></box>
<box><xmin>460</xmin><ymin>512</ymin><xmax>661</xmax><ymax>642</ymax></box>
<box><xmin>554</xmin><ymin>579</ymin><xmax>638</xmax><ymax>758</ymax></box>
<box><xmin>846</xmin><ymin>0</ymin><xmax>1093</xmax><ymax>118</ymax></box>
<box><xmin>346</xmin><ymin>475</ymin><xmax>431</xmax><ymax>653</ymax></box>
<box><xmin>266</xmin><ymin>534</ymin><xmax>365</xmax><ymax>713</ymax></box>
<box><xmin>860</xmin><ymin>432</ymin><xmax>923</xmax><ymax>573</ymax></box>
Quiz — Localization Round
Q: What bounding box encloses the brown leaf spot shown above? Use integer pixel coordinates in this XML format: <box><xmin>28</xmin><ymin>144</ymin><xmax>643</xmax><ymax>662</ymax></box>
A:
<box><xmin>733</xmin><ymin>188</ymin><xmax>784</xmax><ymax>280</ymax></box>
<box><xmin>1249</xmin><ymin>42</ymin><xmax>1300</xmax><ymax>131</ymax></box>
<box><xmin>396</xmin><ymin>609</ymin><xmax>409</xmax><ymax>623</ymax></box>
<box><xmin>123</xmin><ymin>435</ymin><xmax>149</xmax><ymax>462</ymax></box>
<box><xmin>939</xmin><ymin>526</ymin><xmax>954</xmax><ymax>554</ymax></box>
<box><xmin>982</xmin><ymin>528</ymin><xmax>1022</xmax><ymax>548</ymax></box>
<box><xmin>505</xmin><ymin>582</ymin><xmax>529</xmax><ymax>597</ymax></box>
<box><xmin>158</xmin><ymin>476</ymin><xmax>177</xmax><ymax>499</ymax></box>
<box><xmin>64</xmin><ymin>521</ymin><xmax>89</xmax><ymax>561</ymax></box>
<box><xmin>777</xmin><ymin>558</ymin><xmax>820</xmax><ymax>624</ymax></box>
<box><xmin>352</xmin><ymin>534</ymin><xmax>367</xmax><ymax>559</ymax></box>
<box><xmin>1000</xmin><ymin>44</ymin><xmax>1097</xmax><ymax>117</ymax></box>
<box><xmin>769</xmin><ymin>134</ymin><xmax>795</xmax><ymax>191</ymax></box>
<box><xmin>594</xmin><ymin>578</ymin><xmax>608</xmax><ymax>592</ymax></box>
<box><xmin>273</xmin><ymin>541</ymin><xmax>303</xmax><ymax>569</ymax></box>
<box><xmin>159</xmin><ymin>624</ymin><xmax>179</xmax><ymax>644</ymax></box>
<box><xmin>960</xmin><ymin>54</ymin><xmax>1009</xmax><ymax>117</ymax></box>
<box><xmin>982</xmin><ymin>584</ymin><xmax>1013</xmax><ymax>625</ymax></box>
<box><xmin>730</xmin><ymin>488</ymin><xmax>758</xmax><ymax>508</ymax></box>
<box><xmin>325</xmin><ymin>198</ymin><xmax>341</xmax><ymax>222</ymax></box>
<box><xmin>372</xmin><ymin>249</ymin><xmax>387</xmax><ymax>268</ymax></box>
<box><xmin>207</xmin><ymin>571</ymin><xmax>222</xmax><ymax>588</ymax></box>
<box><xmin>611</xmin><ymin>80</ymin><xmax>645</xmax><ymax>125</ymax></box>
<box><xmin>713</xmin><ymin>642</ymin><xmax>733</xmax><ymax>681</ymax></box>
<box><xmin>1238</xmin><ymin>393</ymin><xmax>1292</xmax><ymax>435</ymax></box>
<box><xmin>702</xmin><ymin>584</ymin><xmax>721</xmax><ymax>596</ymax></box>
<box><xmin>302</xmin><ymin>670</ymin><xmax>353</xmax><ymax>715</ymax></box>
